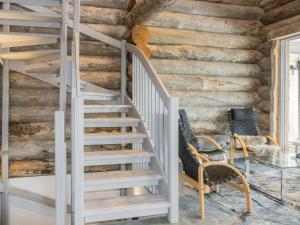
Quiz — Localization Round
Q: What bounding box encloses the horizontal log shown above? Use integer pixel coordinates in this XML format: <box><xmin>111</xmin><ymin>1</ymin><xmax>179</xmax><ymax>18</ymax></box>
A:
<box><xmin>172</xmin><ymin>91</ymin><xmax>261</xmax><ymax>107</ymax></box>
<box><xmin>166</xmin><ymin>0</ymin><xmax>264</xmax><ymax>20</ymax></box>
<box><xmin>261</xmin><ymin>0</ymin><xmax>300</xmax><ymax>25</ymax></box>
<box><xmin>142</xmin><ymin>44</ymin><xmax>262</xmax><ymax>63</ymax></box>
<box><xmin>10</xmin><ymin>106</ymin><xmax>57</xmax><ymax>122</ymax></box>
<box><xmin>258</xmin><ymin>57</ymin><xmax>271</xmax><ymax>71</ymax></box>
<box><xmin>11</xmin><ymin>24</ymin><xmax>128</xmax><ymax>40</ymax></box>
<box><xmin>9</xmin><ymin>89</ymin><xmax>61</xmax><ymax>106</ymax></box>
<box><xmin>81</xmin><ymin>72</ymin><xmax>120</xmax><ymax>90</ymax></box>
<box><xmin>204</xmin><ymin>0</ymin><xmax>260</xmax><ymax>6</ymax></box>
<box><xmin>159</xmin><ymin>74</ymin><xmax>260</xmax><ymax>91</ymax></box>
<box><xmin>191</xmin><ymin>121</ymin><xmax>228</xmax><ymax>135</ymax></box>
<box><xmin>266</xmin><ymin>21</ymin><xmax>300</xmax><ymax>40</ymax></box>
<box><xmin>259</xmin><ymin>0</ymin><xmax>295</xmax><ymax>11</ymax></box>
<box><xmin>24</xmin><ymin>56</ymin><xmax>121</xmax><ymax>73</ymax></box>
<box><xmin>143</xmin><ymin>11</ymin><xmax>264</xmax><ymax>36</ymax></box>
<box><xmin>150</xmin><ymin>59</ymin><xmax>261</xmax><ymax>77</ymax></box>
<box><xmin>132</xmin><ymin>26</ymin><xmax>262</xmax><ymax>50</ymax></box>
<box><xmin>52</xmin><ymin>5</ymin><xmax>127</xmax><ymax>25</ymax></box>
<box><xmin>256</xmin><ymin>113</ymin><xmax>270</xmax><ymax>131</ymax></box>
<box><xmin>80</xmin><ymin>56</ymin><xmax>121</xmax><ymax>72</ymax></box>
<box><xmin>258</xmin><ymin>100</ymin><xmax>270</xmax><ymax>113</ymax></box>
<box><xmin>126</xmin><ymin>0</ymin><xmax>175</xmax><ymax>28</ymax></box>
<box><xmin>3</xmin><ymin>159</ymin><xmax>120</xmax><ymax>178</ymax></box>
<box><xmin>77</xmin><ymin>41</ymin><xmax>120</xmax><ymax>57</ymax></box>
<box><xmin>257</xmin><ymin>86</ymin><xmax>270</xmax><ymax>100</ymax></box>
<box><xmin>80</xmin><ymin>0</ymin><xmax>129</xmax><ymax>9</ymax></box>
<box><xmin>259</xmin><ymin>41</ymin><xmax>272</xmax><ymax>56</ymax></box>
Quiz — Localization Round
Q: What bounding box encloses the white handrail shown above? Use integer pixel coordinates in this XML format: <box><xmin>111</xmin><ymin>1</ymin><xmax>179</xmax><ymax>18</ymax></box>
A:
<box><xmin>127</xmin><ymin>43</ymin><xmax>179</xmax><ymax>223</ymax></box>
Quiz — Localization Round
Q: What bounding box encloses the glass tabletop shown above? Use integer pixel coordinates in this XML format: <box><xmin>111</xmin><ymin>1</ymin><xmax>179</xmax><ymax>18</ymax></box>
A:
<box><xmin>247</xmin><ymin>152</ymin><xmax>300</xmax><ymax>169</ymax></box>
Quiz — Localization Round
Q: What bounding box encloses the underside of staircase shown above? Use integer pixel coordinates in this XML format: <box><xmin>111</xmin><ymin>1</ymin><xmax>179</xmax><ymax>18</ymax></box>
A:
<box><xmin>0</xmin><ymin>0</ymin><xmax>178</xmax><ymax>224</ymax></box>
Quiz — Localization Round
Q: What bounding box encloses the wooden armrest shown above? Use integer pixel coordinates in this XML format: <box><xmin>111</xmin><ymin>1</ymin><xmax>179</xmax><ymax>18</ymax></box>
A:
<box><xmin>198</xmin><ymin>135</ymin><xmax>222</xmax><ymax>150</ymax></box>
<box><xmin>188</xmin><ymin>143</ymin><xmax>210</xmax><ymax>163</ymax></box>
<box><xmin>265</xmin><ymin>135</ymin><xmax>278</xmax><ymax>145</ymax></box>
<box><xmin>232</xmin><ymin>134</ymin><xmax>249</xmax><ymax>157</ymax></box>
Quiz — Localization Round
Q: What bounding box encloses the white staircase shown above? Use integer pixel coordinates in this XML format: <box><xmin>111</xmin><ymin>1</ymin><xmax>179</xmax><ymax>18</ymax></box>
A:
<box><xmin>0</xmin><ymin>0</ymin><xmax>179</xmax><ymax>224</ymax></box>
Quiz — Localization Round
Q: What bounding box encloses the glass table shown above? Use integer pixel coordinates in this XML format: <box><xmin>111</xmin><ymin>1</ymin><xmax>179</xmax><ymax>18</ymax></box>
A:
<box><xmin>244</xmin><ymin>152</ymin><xmax>300</xmax><ymax>205</ymax></box>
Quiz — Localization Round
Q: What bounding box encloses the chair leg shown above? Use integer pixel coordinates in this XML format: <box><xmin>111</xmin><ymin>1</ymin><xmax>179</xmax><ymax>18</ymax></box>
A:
<box><xmin>239</xmin><ymin>174</ymin><xmax>253</xmax><ymax>214</ymax></box>
<box><xmin>199</xmin><ymin>179</ymin><xmax>205</xmax><ymax>219</ymax></box>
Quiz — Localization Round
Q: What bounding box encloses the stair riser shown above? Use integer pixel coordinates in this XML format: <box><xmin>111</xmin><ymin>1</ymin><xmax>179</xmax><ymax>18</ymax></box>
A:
<box><xmin>84</xmin><ymin>138</ymin><xmax>144</xmax><ymax>145</ymax></box>
<box><xmin>84</xmin><ymin>122</ymin><xmax>139</xmax><ymax>128</ymax></box>
<box><xmin>85</xmin><ymin>179</ymin><xmax>160</xmax><ymax>192</ymax></box>
<box><xmin>85</xmin><ymin>206</ymin><xmax>169</xmax><ymax>223</ymax></box>
<box><xmin>82</xmin><ymin>96</ymin><xmax>118</xmax><ymax>101</ymax></box>
<box><xmin>84</xmin><ymin>157</ymin><xmax>151</xmax><ymax>166</ymax></box>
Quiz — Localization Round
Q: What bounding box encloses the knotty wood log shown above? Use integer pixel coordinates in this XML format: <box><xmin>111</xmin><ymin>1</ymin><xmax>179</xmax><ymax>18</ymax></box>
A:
<box><xmin>78</xmin><ymin>41</ymin><xmax>120</xmax><ymax>57</ymax></box>
<box><xmin>126</xmin><ymin>0</ymin><xmax>175</xmax><ymax>28</ymax></box>
<box><xmin>261</xmin><ymin>0</ymin><xmax>300</xmax><ymax>25</ymax></box>
<box><xmin>258</xmin><ymin>57</ymin><xmax>271</xmax><ymax>71</ymax></box>
<box><xmin>166</xmin><ymin>0</ymin><xmax>264</xmax><ymax>20</ymax></box>
<box><xmin>142</xmin><ymin>44</ymin><xmax>262</xmax><ymax>63</ymax></box>
<box><xmin>205</xmin><ymin>0</ymin><xmax>260</xmax><ymax>6</ymax></box>
<box><xmin>132</xmin><ymin>26</ymin><xmax>262</xmax><ymax>50</ymax></box>
<box><xmin>159</xmin><ymin>74</ymin><xmax>260</xmax><ymax>92</ymax></box>
<box><xmin>143</xmin><ymin>11</ymin><xmax>264</xmax><ymax>36</ymax></box>
<box><xmin>259</xmin><ymin>0</ymin><xmax>294</xmax><ymax>11</ymax></box>
<box><xmin>150</xmin><ymin>59</ymin><xmax>261</xmax><ymax>77</ymax></box>
<box><xmin>172</xmin><ymin>91</ymin><xmax>261</xmax><ymax>107</ymax></box>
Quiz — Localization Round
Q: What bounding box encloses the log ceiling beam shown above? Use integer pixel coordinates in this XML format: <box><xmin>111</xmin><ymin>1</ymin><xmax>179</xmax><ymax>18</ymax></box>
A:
<box><xmin>126</xmin><ymin>0</ymin><xmax>176</xmax><ymax>29</ymax></box>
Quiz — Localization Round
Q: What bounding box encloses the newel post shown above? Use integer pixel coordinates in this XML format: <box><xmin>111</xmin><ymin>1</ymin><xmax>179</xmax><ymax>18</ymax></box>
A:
<box><xmin>168</xmin><ymin>97</ymin><xmax>179</xmax><ymax>223</ymax></box>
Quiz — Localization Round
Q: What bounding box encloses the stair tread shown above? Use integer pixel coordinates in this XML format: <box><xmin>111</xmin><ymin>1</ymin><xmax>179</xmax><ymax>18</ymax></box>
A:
<box><xmin>85</xmin><ymin>117</ymin><xmax>140</xmax><ymax>123</ymax></box>
<box><xmin>85</xmin><ymin>150</ymin><xmax>153</xmax><ymax>158</ymax></box>
<box><xmin>85</xmin><ymin>132</ymin><xmax>146</xmax><ymax>139</ymax></box>
<box><xmin>0</xmin><ymin>10</ymin><xmax>61</xmax><ymax>22</ymax></box>
<box><xmin>85</xmin><ymin>194</ymin><xmax>169</xmax><ymax>214</ymax></box>
<box><xmin>85</xmin><ymin>170</ymin><xmax>161</xmax><ymax>183</ymax></box>
<box><xmin>0</xmin><ymin>49</ymin><xmax>59</xmax><ymax>60</ymax></box>
<box><xmin>84</xmin><ymin>105</ymin><xmax>131</xmax><ymax>109</ymax></box>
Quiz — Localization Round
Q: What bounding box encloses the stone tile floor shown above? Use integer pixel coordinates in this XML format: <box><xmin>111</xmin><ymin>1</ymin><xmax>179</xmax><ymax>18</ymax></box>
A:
<box><xmin>106</xmin><ymin>181</ymin><xmax>300</xmax><ymax>225</ymax></box>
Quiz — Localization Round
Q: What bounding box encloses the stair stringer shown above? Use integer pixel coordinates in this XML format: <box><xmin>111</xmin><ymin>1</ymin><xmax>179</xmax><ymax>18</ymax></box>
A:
<box><xmin>125</xmin><ymin>96</ymin><xmax>169</xmax><ymax>199</ymax></box>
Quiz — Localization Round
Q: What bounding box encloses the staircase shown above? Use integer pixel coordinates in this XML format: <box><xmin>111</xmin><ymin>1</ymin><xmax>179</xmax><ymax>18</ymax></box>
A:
<box><xmin>0</xmin><ymin>0</ymin><xmax>179</xmax><ymax>224</ymax></box>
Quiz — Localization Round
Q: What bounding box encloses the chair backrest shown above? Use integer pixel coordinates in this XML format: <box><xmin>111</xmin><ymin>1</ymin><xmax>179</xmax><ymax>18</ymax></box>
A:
<box><xmin>228</xmin><ymin>107</ymin><xmax>261</xmax><ymax>136</ymax></box>
<box><xmin>179</xmin><ymin>114</ymin><xmax>208</xmax><ymax>182</ymax></box>
<box><xmin>178</xmin><ymin>109</ymin><xmax>203</xmax><ymax>152</ymax></box>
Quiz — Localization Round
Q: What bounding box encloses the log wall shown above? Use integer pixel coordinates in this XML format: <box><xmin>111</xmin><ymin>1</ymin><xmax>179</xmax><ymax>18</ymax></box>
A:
<box><xmin>131</xmin><ymin>0</ymin><xmax>268</xmax><ymax>135</ymax></box>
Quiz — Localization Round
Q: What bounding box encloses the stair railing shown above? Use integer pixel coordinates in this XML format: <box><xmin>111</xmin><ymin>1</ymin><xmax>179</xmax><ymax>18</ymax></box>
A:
<box><xmin>126</xmin><ymin>43</ymin><xmax>179</xmax><ymax>223</ymax></box>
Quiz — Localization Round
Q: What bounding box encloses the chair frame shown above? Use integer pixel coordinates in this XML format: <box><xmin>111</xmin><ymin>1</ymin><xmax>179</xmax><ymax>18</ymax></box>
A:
<box><xmin>228</xmin><ymin>108</ymin><xmax>278</xmax><ymax>164</ymax></box>
<box><xmin>180</xmin><ymin>144</ymin><xmax>253</xmax><ymax>219</ymax></box>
